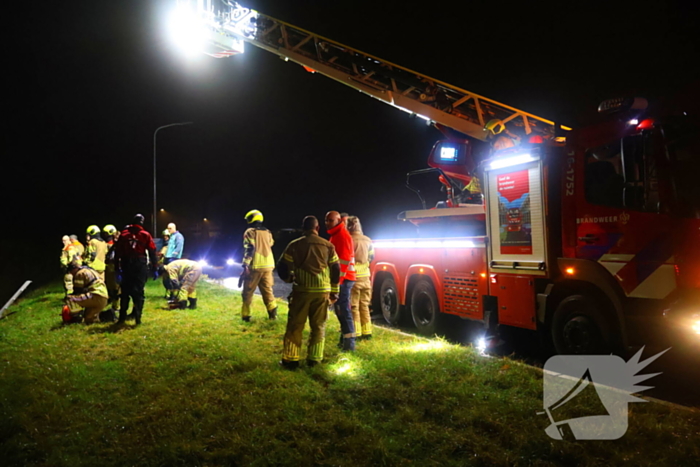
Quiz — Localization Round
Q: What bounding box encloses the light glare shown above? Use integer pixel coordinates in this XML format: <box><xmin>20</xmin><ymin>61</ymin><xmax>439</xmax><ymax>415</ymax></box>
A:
<box><xmin>692</xmin><ymin>320</ymin><xmax>700</xmax><ymax>335</ymax></box>
<box><xmin>168</xmin><ymin>3</ymin><xmax>208</xmax><ymax>56</ymax></box>
<box><xmin>226</xmin><ymin>258</ymin><xmax>235</xmax><ymax>266</ymax></box>
<box><xmin>476</xmin><ymin>337</ymin><xmax>487</xmax><ymax>355</ymax></box>
<box><xmin>198</xmin><ymin>259</ymin><xmax>208</xmax><ymax>267</ymax></box>
<box><xmin>489</xmin><ymin>153</ymin><xmax>536</xmax><ymax>170</ymax></box>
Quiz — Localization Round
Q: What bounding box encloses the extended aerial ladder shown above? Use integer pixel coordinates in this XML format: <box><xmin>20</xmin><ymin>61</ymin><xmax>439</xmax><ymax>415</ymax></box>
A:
<box><xmin>178</xmin><ymin>0</ymin><xmax>569</xmax><ymax>143</ymax></box>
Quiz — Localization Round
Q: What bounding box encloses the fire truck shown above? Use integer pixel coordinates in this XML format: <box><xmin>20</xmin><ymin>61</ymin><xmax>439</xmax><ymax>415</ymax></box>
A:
<box><xmin>179</xmin><ymin>1</ymin><xmax>699</xmax><ymax>355</ymax></box>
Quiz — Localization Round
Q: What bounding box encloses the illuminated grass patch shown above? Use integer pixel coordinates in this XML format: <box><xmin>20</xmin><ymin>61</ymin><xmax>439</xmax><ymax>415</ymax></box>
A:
<box><xmin>0</xmin><ymin>279</ymin><xmax>698</xmax><ymax>466</ymax></box>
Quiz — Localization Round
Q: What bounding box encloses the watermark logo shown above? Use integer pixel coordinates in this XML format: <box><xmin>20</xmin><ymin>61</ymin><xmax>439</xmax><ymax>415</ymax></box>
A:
<box><xmin>540</xmin><ymin>347</ymin><xmax>669</xmax><ymax>440</ymax></box>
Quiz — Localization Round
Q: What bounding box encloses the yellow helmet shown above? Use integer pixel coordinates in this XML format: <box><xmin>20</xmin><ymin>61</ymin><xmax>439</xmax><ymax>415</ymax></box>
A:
<box><xmin>484</xmin><ymin>119</ymin><xmax>506</xmax><ymax>135</ymax></box>
<box><xmin>103</xmin><ymin>225</ymin><xmax>117</xmax><ymax>236</ymax></box>
<box><xmin>162</xmin><ymin>229</ymin><xmax>171</xmax><ymax>237</ymax></box>
<box><xmin>86</xmin><ymin>225</ymin><xmax>100</xmax><ymax>236</ymax></box>
<box><xmin>245</xmin><ymin>209</ymin><xmax>263</xmax><ymax>224</ymax></box>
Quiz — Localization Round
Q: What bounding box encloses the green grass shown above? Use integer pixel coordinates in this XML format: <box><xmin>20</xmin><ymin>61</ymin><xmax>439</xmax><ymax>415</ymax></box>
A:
<box><xmin>1</xmin><ymin>279</ymin><xmax>699</xmax><ymax>466</ymax></box>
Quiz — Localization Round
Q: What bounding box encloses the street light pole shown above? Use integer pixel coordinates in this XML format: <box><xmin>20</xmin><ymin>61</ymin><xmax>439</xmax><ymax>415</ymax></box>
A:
<box><xmin>153</xmin><ymin>122</ymin><xmax>193</xmax><ymax>237</ymax></box>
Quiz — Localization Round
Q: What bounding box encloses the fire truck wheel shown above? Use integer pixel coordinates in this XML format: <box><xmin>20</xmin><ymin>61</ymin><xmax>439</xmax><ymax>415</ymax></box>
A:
<box><xmin>551</xmin><ymin>294</ymin><xmax>612</xmax><ymax>355</ymax></box>
<box><xmin>411</xmin><ymin>279</ymin><xmax>442</xmax><ymax>336</ymax></box>
<box><xmin>379</xmin><ymin>276</ymin><xmax>401</xmax><ymax>326</ymax></box>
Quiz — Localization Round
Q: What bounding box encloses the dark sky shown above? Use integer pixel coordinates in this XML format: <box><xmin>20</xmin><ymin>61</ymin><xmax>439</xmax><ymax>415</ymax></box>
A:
<box><xmin>2</xmin><ymin>0</ymin><xmax>698</xmax><ymax>294</ymax></box>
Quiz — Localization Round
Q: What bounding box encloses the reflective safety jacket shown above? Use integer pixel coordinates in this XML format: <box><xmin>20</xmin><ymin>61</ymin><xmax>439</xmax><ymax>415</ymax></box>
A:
<box><xmin>61</xmin><ymin>243</ymin><xmax>81</xmax><ymax>268</ymax></box>
<box><xmin>72</xmin><ymin>240</ymin><xmax>85</xmax><ymax>258</ymax></box>
<box><xmin>71</xmin><ymin>267</ymin><xmax>108</xmax><ymax>299</ymax></box>
<box><xmin>327</xmin><ymin>222</ymin><xmax>356</xmax><ymax>283</ymax></box>
<box><xmin>85</xmin><ymin>238</ymin><xmax>108</xmax><ymax>273</ymax></box>
<box><xmin>278</xmin><ymin>230</ymin><xmax>340</xmax><ymax>293</ymax></box>
<box><xmin>243</xmin><ymin>224</ymin><xmax>275</xmax><ymax>271</ymax></box>
<box><xmin>351</xmin><ymin>232</ymin><xmax>374</xmax><ymax>279</ymax></box>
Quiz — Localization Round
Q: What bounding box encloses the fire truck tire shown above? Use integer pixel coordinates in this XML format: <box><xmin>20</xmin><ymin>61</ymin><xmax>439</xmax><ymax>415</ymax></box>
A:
<box><xmin>410</xmin><ymin>279</ymin><xmax>443</xmax><ymax>336</ymax></box>
<box><xmin>379</xmin><ymin>276</ymin><xmax>402</xmax><ymax>326</ymax></box>
<box><xmin>551</xmin><ymin>294</ymin><xmax>613</xmax><ymax>355</ymax></box>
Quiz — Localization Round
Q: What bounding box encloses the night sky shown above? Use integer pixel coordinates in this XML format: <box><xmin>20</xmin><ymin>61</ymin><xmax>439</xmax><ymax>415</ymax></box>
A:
<box><xmin>2</xmin><ymin>0</ymin><xmax>698</xmax><ymax>297</ymax></box>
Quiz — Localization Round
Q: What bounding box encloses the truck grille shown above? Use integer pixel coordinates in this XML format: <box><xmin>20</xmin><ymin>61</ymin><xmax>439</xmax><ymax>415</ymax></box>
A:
<box><xmin>442</xmin><ymin>276</ymin><xmax>480</xmax><ymax>317</ymax></box>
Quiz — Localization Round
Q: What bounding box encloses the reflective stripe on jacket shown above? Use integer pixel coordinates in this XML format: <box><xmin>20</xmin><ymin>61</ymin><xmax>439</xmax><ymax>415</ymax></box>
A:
<box><xmin>71</xmin><ymin>267</ymin><xmax>108</xmax><ymax>299</ymax></box>
<box><xmin>243</xmin><ymin>226</ymin><xmax>275</xmax><ymax>270</ymax></box>
<box><xmin>351</xmin><ymin>232</ymin><xmax>374</xmax><ymax>279</ymax></box>
<box><xmin>279</xmin><ymin>231</ymin><xmax>339</xmax><ymax>293</ymax></box>
<box><xmin>85</xmin><ymin>238</ymin><xmax>108</xmax><ymax>273</ymax></box>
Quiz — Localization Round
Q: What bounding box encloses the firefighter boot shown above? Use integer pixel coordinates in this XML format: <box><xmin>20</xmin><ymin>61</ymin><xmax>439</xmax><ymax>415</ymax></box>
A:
<box><xmin>268</xmin><ymin>307</ymin><xmax>278</xmax><ymax>320</ymax></box>
<box><xmin>188</xmin><ymin>298</ymin><xmax>197</xmax><ymax>310</ymax></box>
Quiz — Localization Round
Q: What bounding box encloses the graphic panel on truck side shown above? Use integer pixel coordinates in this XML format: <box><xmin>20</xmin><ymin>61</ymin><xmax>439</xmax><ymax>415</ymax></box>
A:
<box><xmin>486</xmin><ymin>160</ymin><xmax>547</xmax><ymax>270</ymax></box>
<box><xmin>496</xmin><ymin>169</ymin><xmax>532</xmax><ymax>254</ymax></box>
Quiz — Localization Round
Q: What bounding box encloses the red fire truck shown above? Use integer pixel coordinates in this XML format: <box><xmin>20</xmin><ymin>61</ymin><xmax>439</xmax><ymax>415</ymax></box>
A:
<box><xmin>183</xmin><ymin>1</ymin><xmax>699</xmax><ymax>355</ymax></box>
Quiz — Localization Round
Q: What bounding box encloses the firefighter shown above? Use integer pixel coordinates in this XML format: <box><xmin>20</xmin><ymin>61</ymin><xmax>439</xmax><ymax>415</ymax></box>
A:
<box><xmin>325</xmin><ymin>210</ymin><xmax>357</xmax><ymax>351</ymax></box>
<box><xmin>158</xmin><ymin>230</ymin><xmax>170</xmax><ymax>266</ymax></box>
<box><xmin>60</xmin><ymin>235</ymin><xmax>81</xmax><ymax>295</ymax></box>
<box><xmin>165</xmin><ymin>223</ymin><xmax>185</xmax><ymax>264</ymax></box>
<box><xmin>277</xmin><ymin>216</ymin><xmax>340</xmax><ymax>369</ymax></box>
<box><xmin>64</xmin><ymin>260</ymin><xmax>109</xmax><ymax>324</ymax></box>
<box><xmin>162</xmin><ymin>259</ymin><xmax>203</xmax><ymax>310</ymax></box>
<box><xmin>347</xmin><ymin>216</ymin><xmax>375</xmax><ymax>340</ymax></box>
<box><xmin>85</xmin><ymin>225</ymin><xmax>108</xmax><ymax>281</ymax></box>
<box><xmin>240</xmin><ymin>209</ymin><xmax>278</xmax><ymax>321</ymax></box>
<box><xmin>70</xmin><ymin>234</ymin><xmax>85</xmax><ymax>258</ymax></box>
<box><xmin>102</xmin><ymin>224</ymin><xmax>120</xmax><ymax>321</ymax></box>
<box><xmin>114</xmin><ymin>214</ymin><xmax>157</xmax><ymax>325</ymax></box>
<box><xmin>460</xmin><ymin>170</ymin><xmax>483</xmax><ymax>204</ymax></box>
<box><xmin>484</xmin><ymin>119</ymin><xmax>521</xmax><ymax>151</ymax></box>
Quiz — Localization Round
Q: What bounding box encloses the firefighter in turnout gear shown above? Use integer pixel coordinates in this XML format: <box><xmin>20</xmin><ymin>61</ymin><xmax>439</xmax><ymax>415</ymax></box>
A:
<box><xmin>60</xmin><ymin>235</ymin><xmax>81</xmax><ymax>295</ymax></box>
<box><xmin>277</xmin><ymin>216</ymin><xmax>340</xmax><ymax>369</ymax></box>
<box><xmin>241</xmin><ymin>210</ymin><xmax>277</xmax><ymax>321</ymax></box>
<box><xmin>64</xmin><ymin>260</ymin><xmax>109</xmax><ymax>324</ymax></box>
<box><xmin>162</xmin><ymin>259</ymin><xmax>203</xmax><ymax>309</ymax></box>
<box><xmin>85</xmin><ymin>225</ymin><xmax>108</xmax><ymax>281</ymax></box>
<box><xmin>102</xmin><ymin>224</ymin><xmax>120</xmax><ymax>321</ymax></box>
<box><xmin>347</xmin><ymin>216</ymin><xmax>375</xmax><ymax>339</ymax></box>
<box><xmin>114</xmin><ymin>214</ymin><xmax>157</xmax><ymax>325</ymax></box>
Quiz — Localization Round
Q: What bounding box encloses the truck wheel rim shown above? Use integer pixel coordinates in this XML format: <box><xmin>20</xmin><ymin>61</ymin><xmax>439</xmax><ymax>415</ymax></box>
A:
<box><xmin>562</xmin><ymin>316</ymin><xmax>596</xmax><ymax>353</ymax></box>
<box><xmin>382</xmin><ymin>287</ymin><xmax>396</xmax><ymax>314</ymax></box>
<box><xmin>414</xmin><ymin>293</ymin><xmax>434</xmax><ymax>325</ymax></box>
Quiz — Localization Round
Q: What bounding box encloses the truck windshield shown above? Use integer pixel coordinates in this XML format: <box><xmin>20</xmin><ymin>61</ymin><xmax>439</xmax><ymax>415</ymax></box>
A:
<box><xmin>664</xmin><ymin>117</ymin><xmax>700</xmax><ymax>216</ymax></box>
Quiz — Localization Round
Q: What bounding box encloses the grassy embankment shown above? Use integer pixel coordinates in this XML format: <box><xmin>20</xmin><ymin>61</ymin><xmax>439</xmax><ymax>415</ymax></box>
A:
<box><xmin>1</xmin><ymin>279</ymin><xmax>699</xmax><ymax>466</ymax></box>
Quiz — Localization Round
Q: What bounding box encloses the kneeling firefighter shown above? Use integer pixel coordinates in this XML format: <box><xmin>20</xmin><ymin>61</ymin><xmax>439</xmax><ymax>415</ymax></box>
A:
<box><xmin>162</xmin><ymin>259</ymin><xmax>203</xmax><ymax>309</ymax></box>
<box><xmin>63</xmin><ymin>261</ymin><xmax>109</xmax><ymax>324</ymax></box>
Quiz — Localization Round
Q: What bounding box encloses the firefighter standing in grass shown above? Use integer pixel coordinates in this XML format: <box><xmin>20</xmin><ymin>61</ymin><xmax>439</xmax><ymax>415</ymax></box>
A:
<box><xmin>277</xmin><ymin>216</ymin><xmax>340</xmax><ymax>369</ymax></box>
<box><xmin>102</xmin><ymin>224</ymin><xmax>120</xmax><ymax>320</ymax></box>
<box><xmin>64</xmin><ymin>260</ymin><xmax>109</xmax><ymax>324</ymax></box>
<box><xmin>240</xmin><ymin>210</ymin><xmax>278</xmax><ymax>321</ymax></box>
<box><xmin>325</xmin><ymin>210</ymin><xmax>356</xmax><ymax>351</ymax></box>
<box><xmin>114</xmin><ymin>214</ymin><xmax>157</xmax><ymax>325</ymax></box>
<box><xmin>347</xmin><ymin>216</ymin><xmax>375</xmax><ymax>340</ymax></box>
<box><xmin>162</xmin><ymin>259</ymin><xmax>202</xmax><ymax>310</ymax></box>
<box><xmin>85</xmin><ymin>225</ymin><xmax>108</xmax><ymax>281</ymax></box>
<box><xmin>60</xmin><ymin>235</ymin><xmax>81</xmax><ymax>295</ymax></box>
<box><xmin>70</xmin><ymin>234</ymin><xmax>85</xmax><ymax>258</ymax></box>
